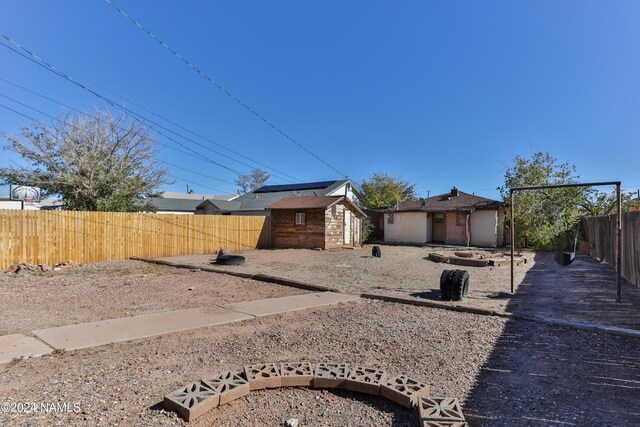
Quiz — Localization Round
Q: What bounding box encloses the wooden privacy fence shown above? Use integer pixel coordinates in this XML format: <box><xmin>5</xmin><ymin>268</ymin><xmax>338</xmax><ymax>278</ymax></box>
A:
<box><xmin>0</xmin><ymin>210</ymin><xmax>271</xmax><ymax>269</ymax></box>
<box><xmin>583</xmin><ymin>211</ymin><xmax>640</xmax><ymax>287</ymax></box>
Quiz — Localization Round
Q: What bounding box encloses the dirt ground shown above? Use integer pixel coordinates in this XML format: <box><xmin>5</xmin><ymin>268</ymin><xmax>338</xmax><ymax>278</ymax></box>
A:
<box><xmin>1</xmin><ymin>260</ymin><xmax>639</xmax><ymax>426</ymax></box>
<box><xmin>160</xmin><ymin>245</ymin><xmax>534</xmax><ymax>314</ymax></box>
<box><xmin>161</xmin><ymin>245</ymin><xmax>640</xmax><ymax>331</ymax></box>
<box><xmin>0</xmin><ymin>260</ymin><xmax>307</xmax><ymax>335</ymax></box>
<box><xmin>1</xmin><ymin>289</ymin><xmax>639</xmax><ymax>426</ymax></box>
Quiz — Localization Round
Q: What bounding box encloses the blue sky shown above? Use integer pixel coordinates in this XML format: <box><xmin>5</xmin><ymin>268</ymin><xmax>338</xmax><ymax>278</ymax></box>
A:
<box><xmin>1</xmin><ymin>1</ymin><xmax>639</xmax><ymax>200</ymax></box>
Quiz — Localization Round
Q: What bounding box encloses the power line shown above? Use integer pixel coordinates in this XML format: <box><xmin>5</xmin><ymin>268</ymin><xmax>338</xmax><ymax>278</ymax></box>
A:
<box><xmin>0</xmin><ymin>36</ymin><xmax>295</xmax><ymax>183</ymax></box>
<box><xmin>0</xmin><ymin>98</ymin><xmax>236</xmax><ymax>192</ymax></box>
<box><xmin>104</xmin><ymin>0</ymin><xmax>348</xmax><ymax>178</ymax></box>
<box><xmin>0</xmin><ymin>89</ymin><xmax>244</xmax><ymax>180</ymax></box>
<box><xmin>3</xmin><ymin>75</ymin><xmax>301</xmax><ymax>183</ymax></box>
<box><xmin>46</xmin><ymin>76</ymin><xmax>304</xmax><ymax>183</ymax></box>
<box><xmin>0</xmin><ymin>80</ymin><xmax>242</xmax><ymax>185</ymax></box>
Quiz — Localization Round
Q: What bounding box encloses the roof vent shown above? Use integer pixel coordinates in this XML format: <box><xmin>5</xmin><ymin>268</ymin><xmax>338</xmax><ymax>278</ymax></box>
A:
<box><xmin>451</xmin><ymin>187</ymin><xmax>459</xmax><ymax>197</ymax></box>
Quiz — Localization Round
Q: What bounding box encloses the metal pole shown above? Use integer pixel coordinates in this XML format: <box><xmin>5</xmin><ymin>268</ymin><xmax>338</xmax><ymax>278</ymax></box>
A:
<box><xmin>616</xmin><ymin>183</ymin><xmax>622</xmax><ymax>303</ymax></box>
<box><xmin>510</xmin><ymin>190</ymin><xmax>515</xmax><ymax>294</ymax></box>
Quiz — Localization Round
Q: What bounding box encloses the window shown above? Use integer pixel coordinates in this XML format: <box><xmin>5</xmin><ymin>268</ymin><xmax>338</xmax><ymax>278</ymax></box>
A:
<box><xmin>295</xmin><ymin>212</ymin><xmax>305</xmax><ymax>226</ymax></box>
<box><xmin>387</xmin><ymin>213</ymin><xmax>394</xmax><ymax>224</ymax></box>
<box><xmin>434</xmin><ymin>213</ymin><xmax>444</xmax><ymax>224</ymax></box>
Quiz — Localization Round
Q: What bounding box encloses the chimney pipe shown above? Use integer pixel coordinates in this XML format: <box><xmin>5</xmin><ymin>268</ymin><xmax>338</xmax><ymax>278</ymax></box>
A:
<box><xmin>451</xmin><ymin>186</ymin><xmax>459</xmax><ymax>197</ymax></box>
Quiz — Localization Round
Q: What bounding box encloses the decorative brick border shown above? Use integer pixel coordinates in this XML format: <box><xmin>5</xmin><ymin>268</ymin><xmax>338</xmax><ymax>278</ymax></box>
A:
<box><xmin>163</xmin><ymin>362</ymin><xmax>467</xmax><ymax>426</ymax></box>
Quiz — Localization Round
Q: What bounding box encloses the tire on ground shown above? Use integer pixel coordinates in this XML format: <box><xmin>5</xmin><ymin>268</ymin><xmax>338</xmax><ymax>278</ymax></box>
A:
<box><xmin>451</xmin><ymin>269</ymin><xmax>469</xmax><ymax>301</ymax></box>
<box><xmin>372</xmin><ymin>246</ymin><xmax>382</xmax><ymax>258</ymax></box>
<box><xmin>215</xmin><ymin>255</ymin><xmax>246</xmax><ymax>266</ymax></box>
<box><xmin>439</xmin><ymin>269</ymin><xmax>455</xmax><ymax>300</ymax></box>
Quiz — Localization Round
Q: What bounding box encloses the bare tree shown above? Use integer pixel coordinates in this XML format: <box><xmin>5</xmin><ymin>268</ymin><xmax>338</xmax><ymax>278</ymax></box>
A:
<box><xmin>235</xmin><ymin>168</ymin><xmax>270</xmax><ymax>194</ymax></box>
<box><xmin>0</xmin><ymin>109</ymin><xmax>169</xmax><ymax>211</ymax></box>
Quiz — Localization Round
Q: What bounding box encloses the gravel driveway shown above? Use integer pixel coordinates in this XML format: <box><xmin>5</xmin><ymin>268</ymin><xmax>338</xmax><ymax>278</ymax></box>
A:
<box><xmin>159</xmin><ymin>245</ymin><xmax>533</xmax><ymax>314</ymax></box>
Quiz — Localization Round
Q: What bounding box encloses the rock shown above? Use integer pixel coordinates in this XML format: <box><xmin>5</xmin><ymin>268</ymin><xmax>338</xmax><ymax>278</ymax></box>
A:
<box><xmin>4</xmin><ymin>264</ymin><xmax>20</xmax><ymax>273</ymax></box>
<box><xmin>188</xmin><ymin>287</ymin><xmax>195</xmax><ymax>291</ymax></box>
<box><xmin>284</xmin><ymin>418</ymin><xmax>299</xmax><ymax>427</ymax></box>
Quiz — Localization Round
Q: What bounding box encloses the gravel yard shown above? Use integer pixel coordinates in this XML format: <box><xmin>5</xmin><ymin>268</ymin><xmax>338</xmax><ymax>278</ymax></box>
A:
<box><xmin>1</xmin><ymin>293</ymin><xmax>638</xmax><ymax>426</ymax></box>
<box><xmin>0</xmin><ymin>260</ymin><xmax>307</xmax><ymax>335</ymax></box>
<box><xmin>160</xmin><ymin>245</ymin><xmax>535</xmax><ymax>314</ymax></box>
<box><xmin>1</xmin><ymin>260</ymin><xmax>639</xmax><ymax>426</ymax></box>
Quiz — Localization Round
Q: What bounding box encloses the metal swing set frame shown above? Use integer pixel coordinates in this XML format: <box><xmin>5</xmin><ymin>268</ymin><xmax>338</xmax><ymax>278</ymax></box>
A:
<box><xmin>509</xmin><ymin>181</ymin><xmax>623</xmax><ymax>303</ymax></box>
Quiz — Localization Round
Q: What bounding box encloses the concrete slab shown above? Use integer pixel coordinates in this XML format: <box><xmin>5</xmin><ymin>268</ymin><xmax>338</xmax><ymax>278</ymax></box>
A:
<box><xmin>225</xmin><ymin>292</ymin><xmax>359</xmax><ymax>317</ymax></box>
<box><xmin>0</xmin><ymin>334</ymin><xmax>53</xmax><ymax>363</ymax></box>
<box><xmin>33</xmin><ymin>307</ymin><xmax>252</xmax><ymax>351</ymax></box>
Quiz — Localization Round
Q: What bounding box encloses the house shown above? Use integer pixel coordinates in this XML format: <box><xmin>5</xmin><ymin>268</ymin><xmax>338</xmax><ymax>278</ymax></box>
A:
<box><xmin>267</xmin><ymin>196</ymin><xmax>366</xmax><ymax>249</ymax></box>
<box><xmin>384</xmin><ymin>187</ymin><xmax>505</xmax><ymax>248</ymax></box>
<box><xmin>195</xmin><ymin>180</ymin><xmax>362</xmax><ymax>216</ymax></box>
<box><xmin>148</xmin><ymin>192</ymin><xmax>237</xmax><ymax>214</ymax></box>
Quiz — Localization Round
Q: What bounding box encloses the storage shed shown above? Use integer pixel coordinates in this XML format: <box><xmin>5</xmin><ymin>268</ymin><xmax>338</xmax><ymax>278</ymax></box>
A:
<box><xmin>267</xmin><ymin>196</ymin><xmax>366</xmax><ymax>249</ymax></box>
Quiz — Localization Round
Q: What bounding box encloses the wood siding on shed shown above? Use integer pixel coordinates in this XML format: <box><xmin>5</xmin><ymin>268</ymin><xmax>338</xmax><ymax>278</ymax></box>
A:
<box><xmin>270</xmin><ymin>201</ymin><xmax>361</xmax><ymax>249</ymax></box>
<box><xmin>271</xmin><ymin>208</ymin><xmax>326</xmax><ymax>249</ymax></box>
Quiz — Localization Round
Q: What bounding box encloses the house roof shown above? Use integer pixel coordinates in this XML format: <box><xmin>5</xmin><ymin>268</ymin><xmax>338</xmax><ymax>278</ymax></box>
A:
<box><xmin>159</xmin><ymin>191</ymin><xmax>237</xmax><ymax>201</ymax></box>
<box><xmin>196</xmin><ymin>179</ymin><xmax>361</xmax><ymax>212</ymax></box>
<box><xmin>267</xmin><ymin>196</ymin><xmax>343</xmax><ymax>209</ymax></box>
<box><xmin>267</xmin><ymin>196</ymin><xmax>366</xmax><ymax>217</ymax></box>
<box><xmin>148</xmin><ymin>197</ymin><xmax>204</xmax><ymax>212</ymax></box>
<box><xmin>390</xmin><ymin>190</ymin><xmax>502</xmax><ymax>213</ymax></box>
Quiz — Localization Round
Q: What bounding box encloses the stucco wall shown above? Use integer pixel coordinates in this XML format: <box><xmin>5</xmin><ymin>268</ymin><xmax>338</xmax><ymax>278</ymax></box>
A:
<box><xmin>384</xmin><ymin>212</ymin><xmax>428</xmax><ymax>244</ymax></box>
<box><xmin>497</xmin><ymin>209</ymin><xmax>505</xmax><ymax>246</ymax></box>
<box><xmin>470</xmin><ymin>210</ymin><xmax>498</xmax><ymax>247</ymax></box>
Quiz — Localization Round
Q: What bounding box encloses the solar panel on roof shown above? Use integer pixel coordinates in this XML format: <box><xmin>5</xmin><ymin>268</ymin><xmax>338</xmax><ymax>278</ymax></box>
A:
<box><xmin>253</xmin><ymin>180</ymin><xmax>337</xmax><ymax>193</ymax></box>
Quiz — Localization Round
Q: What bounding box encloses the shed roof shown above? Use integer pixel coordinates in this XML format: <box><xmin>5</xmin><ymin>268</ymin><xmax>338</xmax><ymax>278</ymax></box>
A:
<box><xmin>267</xmin><ymin>196</ymin><xmax>342</xmax><ymax>209</ymax></box>
<box><xmin>196</xmin><ymin>179</ymin><xmax>361</xmax><ymax>212</ymax></box>
<box><xmin>267</xmin><ymin>196</ymin><xmax>366</xmax><ymax>217</ymax></box>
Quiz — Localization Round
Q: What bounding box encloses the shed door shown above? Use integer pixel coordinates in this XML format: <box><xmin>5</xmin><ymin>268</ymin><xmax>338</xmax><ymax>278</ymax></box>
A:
<box><xmin>344</xmin><ymin>210</ymin><xmax>352</xmax><ymax>244</ymax></box>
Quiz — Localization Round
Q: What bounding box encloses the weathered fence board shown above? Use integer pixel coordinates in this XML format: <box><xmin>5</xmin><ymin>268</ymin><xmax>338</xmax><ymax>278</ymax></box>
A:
<box><xmin>0</xmin><ymin>210</ymin><xmax>270</xmax><ymax>269</ymax></box>
<box><xmin>584</xmin><ymin>211</ymin><xmax>640</xmax><ymax>287</ymax></box>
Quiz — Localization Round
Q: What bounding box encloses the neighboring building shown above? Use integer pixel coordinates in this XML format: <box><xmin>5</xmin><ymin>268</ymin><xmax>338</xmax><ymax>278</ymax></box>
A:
<box><xmin>148</xmin><ymin>192</ymin><xmax>237</xmax><ymax>214</ymax></box>
<box><xmin>383</xmin><ymin>187</ymin><xmax>505</xmax><ymax>248</ymax></box>
<box><xmin>363</xmin><ymin>207</ymin><xmax>388</xmax><ymax>241</ymax></box>
<box><xmin>0</xmin><ymin>196</ymin><xmax>45</xmax><ymax>210</ymax></box>
<box><xmin>267</xmin><ymin>196</ymin><xmax>365</xmax><ymax>249</ymax></box>
<box><xmin>195</xmin><ymin>180</ymin><xmax>362</xmax><ymax>216</ymax></box>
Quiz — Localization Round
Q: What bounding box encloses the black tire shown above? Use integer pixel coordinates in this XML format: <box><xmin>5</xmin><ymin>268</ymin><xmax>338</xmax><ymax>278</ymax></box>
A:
<box><xmin>451</xmin><ymin>269</ymin><xmax>470</xmax><ymax>301</ymax></box>
<box><xmin>439</xmin><ymin>269</ymin><xmax>455</xmax><ymax>300</ymax></box>
<box><xmin>215</xmin><ymin>255</ymin><xmax>246</xmax><ymax>266</ymax></box>
<box><xmin>372</xmin><ymin>246</ymin><xmax>381</xmax><ymax>258</ymax></box>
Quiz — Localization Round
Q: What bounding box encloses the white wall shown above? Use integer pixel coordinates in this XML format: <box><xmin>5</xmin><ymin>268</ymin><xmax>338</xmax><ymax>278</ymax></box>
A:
<box><xmin>0</xmin><ymin>200</ymin><xmax>24</xmax><ymax>210</ymax></box>
<box><xmin>497</xmin><ymin>209</ymin><xmax>505</xmax><ymax>246</ymax></box>
<box><xmin>328</xmin><ymin>182</ymin><xmax>359</xmax><ymax>204</ymax></box>
<box><xmin>384</xmin><ymin>212</ymin><xmax>428</xmax><ymax>244</ymax></box>
<box><xmin>470</xmin><ymin>210</ymin><xmax>498</xmax><ymax>247</ymax></box>
<box><xmin>156</xmin><ymin>211</ymin><xmax>194</xmax><ymax>215</ymax></box>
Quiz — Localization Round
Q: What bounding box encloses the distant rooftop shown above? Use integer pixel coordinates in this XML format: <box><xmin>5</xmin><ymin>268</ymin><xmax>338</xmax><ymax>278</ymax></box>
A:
<box><xmin>253</xmin><ymin>181</ymin><xmax>339</xmax><ymax>194</ymax></box>
<box><xmin>158</xmin><ymin>191</ymin><xmax>237</xmax><ymax>201</ymax></box>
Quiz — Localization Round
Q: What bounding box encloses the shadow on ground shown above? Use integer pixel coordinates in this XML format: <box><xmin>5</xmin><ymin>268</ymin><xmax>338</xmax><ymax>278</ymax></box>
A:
<box><xmin>464</xmin><ymin>253</ymin><xmax>640</xmax><ymax>426</ymax></box>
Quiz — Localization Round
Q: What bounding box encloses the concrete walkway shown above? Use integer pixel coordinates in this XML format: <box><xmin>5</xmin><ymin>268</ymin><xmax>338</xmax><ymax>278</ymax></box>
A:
<box><xmin>0</xmin><ymin>292</ymin><xmax>358</xmax><ymax>363</ymax></box>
